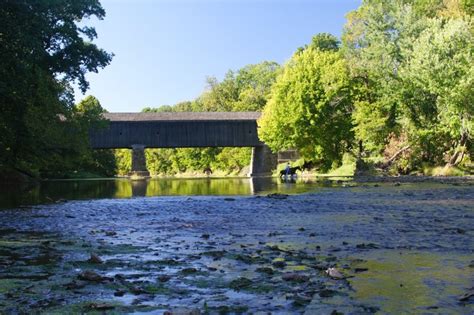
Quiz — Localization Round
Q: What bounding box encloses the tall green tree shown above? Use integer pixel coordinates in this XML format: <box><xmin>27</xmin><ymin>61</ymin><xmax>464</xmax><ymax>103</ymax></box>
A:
<box><xmin>399</xmin><ymin>17</ymin><xmax>474</xmax><ymax>166</ymax></box>
<box><xmin>199</xmin><ymin>61</ymin><xmax>280</xmax><ymax>112</ymax></box>
<box><xmin>259</xmin><ymin>40</ymin><xmax>354</xmax><ymax>170</ymax></box>
<box><xmin>343</xmin><ymin>0</ymin><xmax>473</xmax><ymax>171</ymax></box>
<box><xmin>0</xmin><ymin>0</ymin><xmax>112</xmax><ymax>175</ymax></box>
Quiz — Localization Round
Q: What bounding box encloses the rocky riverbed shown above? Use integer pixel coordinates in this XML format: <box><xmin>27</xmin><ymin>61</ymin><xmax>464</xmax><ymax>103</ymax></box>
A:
<box><xmin>0</xmin><ymin>180</ymin><xmax>473</xmax><ymax>314</ymax></box>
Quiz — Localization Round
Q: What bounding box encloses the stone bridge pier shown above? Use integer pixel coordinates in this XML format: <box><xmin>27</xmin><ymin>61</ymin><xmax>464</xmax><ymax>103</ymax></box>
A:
<box><xmin>131</xmin><ymin>144</ymin><xmax>150</xmax><ymax>177</ymax></box>
<box><xmin>248</xmin><ymin>145</ymin><xmax>277</xmax><ymax>177</ymax></box>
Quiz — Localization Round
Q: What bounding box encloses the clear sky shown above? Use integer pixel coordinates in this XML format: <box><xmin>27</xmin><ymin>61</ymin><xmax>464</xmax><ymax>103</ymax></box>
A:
<box><xmin>76</xmin><ymin>0</ymin><xmax>361</xmax><ymax>112</ymax></box>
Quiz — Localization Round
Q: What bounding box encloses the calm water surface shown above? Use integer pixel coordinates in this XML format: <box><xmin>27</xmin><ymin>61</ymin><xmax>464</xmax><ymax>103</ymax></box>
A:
<box><xmin>0</xmin><ymin>177</ymin><xmax>348</xmax><ymax>209</ymax></box>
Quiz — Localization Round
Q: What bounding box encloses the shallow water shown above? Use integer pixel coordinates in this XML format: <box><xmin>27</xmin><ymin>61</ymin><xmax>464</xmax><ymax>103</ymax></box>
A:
<box><xmin>0</xmin><ymin>178</ymin><xmax>473</xmax><ymax>314</ymax></box>
<box><xmin>0</xmin><ymin>177</ymin><xmax>349</xmax><ymax>209</ymax></box>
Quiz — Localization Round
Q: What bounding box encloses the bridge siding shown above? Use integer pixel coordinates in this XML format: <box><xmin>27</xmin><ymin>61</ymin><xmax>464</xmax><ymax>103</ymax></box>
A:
<box><xmin>90</xmin><ymin>120</ymin><xmax>262</xmax><ymax>149</ymax></box>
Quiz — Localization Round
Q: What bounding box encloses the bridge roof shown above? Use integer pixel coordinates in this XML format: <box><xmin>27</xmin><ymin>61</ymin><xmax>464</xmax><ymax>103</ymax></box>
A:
<box><xmin>103</xmin><ymin>112</ymin><xmax>261</xmax><ymax>122</ymax></box>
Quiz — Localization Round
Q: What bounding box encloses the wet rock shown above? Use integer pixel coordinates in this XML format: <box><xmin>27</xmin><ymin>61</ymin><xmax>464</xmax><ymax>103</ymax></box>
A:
<box><xmin>361</xmin><ymin>305</ymin><xmax>380</xmax><ymax>313</ymax></box>
<box><xmin>459</xmin><ymin>288</ymin><xmax>474</xmax><ymax>301</ymax></box>
<box><xmin>229</xmin><ymin>277</ymin><xmax>253</xmax><ymax>290</ymax></box>
<box><xmin>267</xmin><ymin>193</ymin><xmax>288</xmax><ymax>199</ymax></box>
<box><xmin>354</xmin><ymin>267</ymin><xmax>369</xmax><ymax>273</ymax></box>
<box><xmin>114</xmin><ymin>289</ymin><xmax>126</xmax><ymax>297</ymax></box>
<box><xmin>64</xmin><ymin>280</ymin><xmax>86</xmax><ymax>290</ymax></box>
<box><xmin>130</xmin><ymin>286</ymin><xmax>148</xmax><ymax>295</ymax></box>
<box><xmin>325</xmin><ymin>267</ymin><xmax>345</xmax><ymax>280</ymax></box>
<box><xmin>298</xmin><ymin>227</ymin><xmax>305</xmax><ymax>231</ymax></box>
<box><xmin>272</xmin><ymin>261</ymin><xmax>287</xmax><ymax>268</ymax></box>
<box><xmin>88</xmin><ymin>253</ymin><xmax>103</xmax><ymax>264</ymax></box>
<box><xmin>256</xmin><ymin>267</ymin><xmax>274</xmax><ymax>275</ymax></box>
<box><xmin>310</xmin><ymin>263</ymin><xmax>328</xmax><ymax>270</ymax></box>
<box><xmin>267</xmin><ymin>244</ymin><xmax>291</xmax><ymax>253</ymax></box>
<box><xmin>156</xmin><ymin>258</ymin><xmax>181</xmax><ymax>266</ymax></box>
<box><xmin>282</xmin><ymin>273</ymin><xmax>309</xmax><ymax>282</ymax></box>
<box><xmin>180</xmin><ymin>267</ymin><xmax>198</xmax><ymax>275</ymax></box>
<box><xmin>356</xmin><ymin>243</ymin><xmax>379</xmax><ymax>249</ymax></box>
<box><xmin>164</xmin><ymin>308</ymin><xmax>200</xmax><ymax>315</ymax></box>
<box><xmin>105</xmin><ymin>231</ymin><xmax>117</xmax><ymax>236</ymax></box>
<box><xmin>87</xmin><ymin>303</ymin><xmax>115</xmax><ymax>311</ymax></box>
<box><xmin>202</xmin><ymin>250</ymin><xmax>226</xmax><ymax>259</ymax></box>
<box><xmin>234</xmin><ymin>254</ymin><xmax>265</xmax><ymax>264</ymax></box>
<box><xmin>292</xmin><ymin>294</ymin><xmax>312</xmax><ymax>307</ymax></box>
<box><xmin>78</xmin><ymin>270</ymin><xmax>109</xmax><ymax>282</ymax></box>
<box><xmin>319</xmin><ymin>289</ymin><xmax>337</xmax><ymax>298</ymax></box>
<box><xmin>158</xmin><ymin>274</ymin><xmax>172</xmax><ymax>282</ymax></box>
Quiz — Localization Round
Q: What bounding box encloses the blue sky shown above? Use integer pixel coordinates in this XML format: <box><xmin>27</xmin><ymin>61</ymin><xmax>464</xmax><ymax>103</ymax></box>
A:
<box><xmin>76</xmin><ymin>0</ymin><xmax>361</xmax><ymax>112</ymax></box>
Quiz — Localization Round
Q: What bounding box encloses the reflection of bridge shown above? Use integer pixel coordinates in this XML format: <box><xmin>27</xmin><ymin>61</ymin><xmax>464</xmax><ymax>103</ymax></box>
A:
<box><xmin>89</xmin><ymin>112</ymin><xmax>276</xmax><ymax>177</ymax></box>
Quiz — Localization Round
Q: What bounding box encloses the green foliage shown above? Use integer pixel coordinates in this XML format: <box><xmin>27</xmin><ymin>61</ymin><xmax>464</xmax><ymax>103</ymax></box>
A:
<box><xmin>0</xmin><ymin>0</ymin><xmax>112</xmax><ymax>177</ymax></box>
<box><xmin>114</xmin><ymin>149</ymin><xmax>132</xmax><ymax>176</ymax></box>
<box><xmin>310</xmin><ymin>33</ymin><xmax>340</xmax><ymax>51</ymax></box>
<box><xmin>340</xmin><ymin>0</ymin><xmax>473</xmax><ymax>173</ymax></box>
<box><xmin>138</xmin><ymin>61</ymin><xmax>279</xmax><ymax>176</ymax></box>
<box><xmin>259</xmin><ymin>43</ymin><xmax>354</xmax><ymax>171</ymax></box>
<box><xmin>199</xmin><ymin>61</ymin><xmax>280</xmax><ymax>112</ymax></box>
<box><xmin>400</xmin><ymin>17</ymin><xmax>473</xmax><ymax>143</ymax></box>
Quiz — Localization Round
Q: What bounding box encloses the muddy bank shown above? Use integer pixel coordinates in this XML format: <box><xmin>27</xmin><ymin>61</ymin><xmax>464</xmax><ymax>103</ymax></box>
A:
<box><xmin>0</xmin><ymin>182</ymin><xmax>473</xmax><ymax>314</ymax></box>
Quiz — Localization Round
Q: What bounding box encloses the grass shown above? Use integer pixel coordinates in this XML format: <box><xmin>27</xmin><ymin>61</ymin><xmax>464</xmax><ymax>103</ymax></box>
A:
<box><xmin>423</xmin><ymin>165</ymin><xmax>470</xmax><ymax>176</ymax></box>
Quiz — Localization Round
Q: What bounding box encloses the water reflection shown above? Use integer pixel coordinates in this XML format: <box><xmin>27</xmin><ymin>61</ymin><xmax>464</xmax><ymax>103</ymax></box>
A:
<box><xmin>0</xmin><ymin>176</ymin><xmax>351</xmax><ymax>209</ymax></box>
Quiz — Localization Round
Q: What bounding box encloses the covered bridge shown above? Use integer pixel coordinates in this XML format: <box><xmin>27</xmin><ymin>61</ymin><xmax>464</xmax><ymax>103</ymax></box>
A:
<box><xmin>89</xmin><ymin>112</ymin><xmax>276</xmax><ymax>177</ymax></box>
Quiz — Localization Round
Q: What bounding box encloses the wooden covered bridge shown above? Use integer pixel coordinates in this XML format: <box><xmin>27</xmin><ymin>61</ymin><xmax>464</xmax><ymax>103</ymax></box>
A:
<box><xmin>89</xmin><ymin>112</ymin><xmax>277</xmax><ymax>177</ymax></box>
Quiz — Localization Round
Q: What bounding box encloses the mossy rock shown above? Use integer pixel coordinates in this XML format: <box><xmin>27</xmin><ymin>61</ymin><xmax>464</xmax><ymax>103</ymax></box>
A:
<box><xmin>229</xmin><ymin>277</ymin><xmax>253</xmax><ymax>290</ymax></box>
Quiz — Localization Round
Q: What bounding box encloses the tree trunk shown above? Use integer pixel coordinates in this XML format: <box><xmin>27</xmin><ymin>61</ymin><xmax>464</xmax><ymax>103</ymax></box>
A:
<box><xmin>381</xmin><ymin>145</ymin><xmax>411</xmax><ymax>169</ymax></box>
<box><xmin>447</xmin><ymin>132</ymin><xmax>468</xmax><ymax>167</ymax></box>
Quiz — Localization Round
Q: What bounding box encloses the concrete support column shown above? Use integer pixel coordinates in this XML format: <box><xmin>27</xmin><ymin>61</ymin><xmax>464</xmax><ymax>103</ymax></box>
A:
<box><xmin>248</xmin><ymin>145</ymin><xmax>277</xmax><ymax>177</ymax></box>
<box><xmin>130</xmin><ymin>144</ymin><xmax>150</xmax><ymax>177</ymax></box>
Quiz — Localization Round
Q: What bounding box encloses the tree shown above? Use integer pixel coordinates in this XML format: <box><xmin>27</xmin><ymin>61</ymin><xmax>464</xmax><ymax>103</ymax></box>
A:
<box><xmin>259</xmin><ymin>42</ymin><xmax>354</xmax><ymax>170</ymax></box>
<box><xmin>400</xmin><ymin>17</ymin><xmax>474</xmax><ymax>166</ymax></box>
<box><xmin>0</xmin><ymin>0</ymin><xmax>112</xmax><ymax>175</ymax></box>
<box><xmin>343</xmin><ymin>0</ymin><xmax>473</xmax><ymax>172</ymax></box>
<box><xmin>199</xmin><ymin>61</ymin><xmax>280</xmax><ymax>112</ymax></box>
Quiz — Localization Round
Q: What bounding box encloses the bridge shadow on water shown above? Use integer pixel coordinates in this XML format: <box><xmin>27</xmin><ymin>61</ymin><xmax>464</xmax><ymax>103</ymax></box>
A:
<box><xmin>0</xmin><ymin>176</ymin><xmax>351</xmax><ymax>209</ymax></box>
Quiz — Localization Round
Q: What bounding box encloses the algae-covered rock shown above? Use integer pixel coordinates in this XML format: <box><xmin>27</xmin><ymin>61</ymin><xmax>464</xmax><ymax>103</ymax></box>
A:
<box><xmin>164</xmin><ymin>307</ymin><xmax>200</xmax><ymax>315</ymax></box>
<box><xmin>88</xmin><ymin>253</ymin><xmax>103</xmax><ymax>264</ymax></box>
<box><xmin>325</xmin><ymin>268</ymin><xmax>345</xmax><ymax>280</ymax></box>
<box><xmin>229</xmin><ymin>277</ymin><xmax>252</xmax><ymax>290</ymax></box>
<box><xmin>282</xmin><ymin>272</ymin><xmax>309</xmax><ymax>282</ymax></box>
<box><xmin>78</xmin><ymin>270</ymin><xmax>109</xmax><ymax>282</ymax></box>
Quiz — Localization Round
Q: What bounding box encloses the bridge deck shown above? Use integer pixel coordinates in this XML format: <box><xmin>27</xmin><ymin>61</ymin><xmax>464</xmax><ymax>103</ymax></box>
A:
<box><xmin>90</xmin><ymin>112</ymin><xmax>263</xmax><ymax>149</ymax></box>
